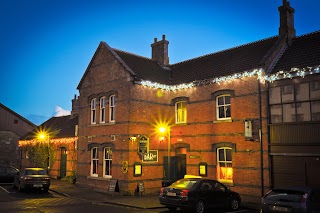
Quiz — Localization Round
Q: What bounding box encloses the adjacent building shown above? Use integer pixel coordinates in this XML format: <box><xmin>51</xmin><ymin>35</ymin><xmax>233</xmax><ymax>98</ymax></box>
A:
<box><xmin>19</xmin><ymin>96</ymin><xmax>79</xmax><ymax>181</ymax></box>
<box><xmin>0</xmin><ymin>103</ymin><xmax>36</xmax><ymax>168</ymax></box>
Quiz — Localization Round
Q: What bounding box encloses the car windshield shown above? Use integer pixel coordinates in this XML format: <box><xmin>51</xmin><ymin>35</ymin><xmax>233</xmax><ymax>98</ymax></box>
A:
<box><xmin>25</xmin><ymin>169</ymin><xmax>47</xmax><ymax>175</ymax></box>
<box><xmin>170</xmin><ymin>179</ymin><xmax>198</xmax><ymax>189</ymax></box>
<box><xmin>265</xmin><ymin>189</ymin><xmax>306</xmax><ymax>202</ymax></box>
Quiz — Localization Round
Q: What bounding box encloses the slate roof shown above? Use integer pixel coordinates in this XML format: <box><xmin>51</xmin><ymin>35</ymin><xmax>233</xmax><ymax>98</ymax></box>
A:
<box><xmin>114</xmin><ymin>49</ymin><xmax>172</xmax><ymax>85</ymax></box>
<box><xmin>270</xmin><ymin>31</ymin><xmax>320</xmax><ymax>73</ymax></box>
<box><xmin>21</xmin><ymin>115</ymin><xmax>78</xmax><ymax>140</ymax></box>
<box><xmin>170</xmin><ymin>37</ymin><xmax>278</xmax><ymax>84</ymax></box>
<box><xmin>112</xmin><ymin>37</ymin><xmax>279</xmax><ymax>85</ymax></box>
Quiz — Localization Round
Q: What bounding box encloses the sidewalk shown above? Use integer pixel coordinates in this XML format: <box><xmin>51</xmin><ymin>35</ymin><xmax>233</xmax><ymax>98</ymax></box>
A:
<box><xmin>49</xmin><ymin>179</ymin><xmax>164</xmax><ymax>209</ymax></box>
<box><xmin>49</xmin><ymin>179</ymin><xmax>261</xmax><ymax>210</ymax></box>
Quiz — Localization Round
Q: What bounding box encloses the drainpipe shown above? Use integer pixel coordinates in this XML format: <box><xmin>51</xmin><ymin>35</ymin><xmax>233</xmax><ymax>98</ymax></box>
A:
<box><xmin>258</xmin><ymin>78</ymin><xmax>264</xmax><ymax>197</ymax></box>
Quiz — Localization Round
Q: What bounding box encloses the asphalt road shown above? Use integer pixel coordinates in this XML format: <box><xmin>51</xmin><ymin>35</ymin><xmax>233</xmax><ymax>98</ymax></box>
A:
<box><xmin>0</xmin><ymin>183</ymin><xmax>259</xmax><ymax>213</ymax></box>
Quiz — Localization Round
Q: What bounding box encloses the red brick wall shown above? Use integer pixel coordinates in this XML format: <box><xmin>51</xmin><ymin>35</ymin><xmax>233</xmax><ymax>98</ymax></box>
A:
<box><xmin>77</xmin><ymin>43</ymin><xmax>270</xmax><ymax>199</ymax></box>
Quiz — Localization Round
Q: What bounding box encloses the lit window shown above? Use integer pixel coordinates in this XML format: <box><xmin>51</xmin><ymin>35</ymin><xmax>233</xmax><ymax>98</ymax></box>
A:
<box><xmin>91</xmin><ymin>147</ymin><xmax>98</xmax><ymax>177</ymax></box>
<box><xmin>217</xmin><ymin>147</ymin><xmax>233</xmax><ymax>183</ymax></box>
<box><xmin>103</xmin><ymin>147</ymin><xmax>112</xmax><ymax>177</ymax></box>
<box><xmin>109</xmin><ymin>95</ymin><xmax>115</xmax><ymax>122</ymax></box>
<box><xmin>100</xmin><ymin>97</ymin><xmax>106</xmax><ymax>123</ymax></box>
<box><xmin>91</xmin><ymin>98</ymin><xmax>96</xmax><ymax>124</ymax></box>
<box><xmin>217</xmin><ymin>95</ymin><xmax>231</xmax><ymax>120</ymax></box>
<box><xmin>176</xmin><ymin>101</ymin><xmax>187</xmax><ymax>124</ymax></box>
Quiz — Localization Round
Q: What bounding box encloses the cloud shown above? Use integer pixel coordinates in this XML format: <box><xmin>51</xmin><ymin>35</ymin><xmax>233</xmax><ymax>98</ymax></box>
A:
<box><xmin>54</xmin><ymin>106</ymin><xmax>71</xmax><ymax>117</ymax></box>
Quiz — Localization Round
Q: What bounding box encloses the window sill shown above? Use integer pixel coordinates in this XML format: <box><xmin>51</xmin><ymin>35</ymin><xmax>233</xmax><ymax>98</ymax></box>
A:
<box><xmin>89</xmin><ymin>122</ymin><xmax>116</xmax><ymax>127</ymax></box>
<box><xmin>213</xmin><ymin>119</ymin><xmax>233</xmax><ymax>123</ymax></box>
<box><xmin>174</xmin><ymin>123</ymin><xmax>187</xmax><ymax>126</ymax></box>
<box><xmin>219</xmin><ymin>180</ymin><xmax>234</xmax><ymax>187</ymax></box>
<box><xmin>87</xmin><ymin>176</ymin><xmax>111</xmax><ymax>181</ymax></box>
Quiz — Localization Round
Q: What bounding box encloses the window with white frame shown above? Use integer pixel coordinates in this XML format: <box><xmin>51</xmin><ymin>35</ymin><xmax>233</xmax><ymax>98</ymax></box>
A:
<box><xmin>109</xmin><ymin>95</ymin><xmax>115</xmax><ymax>122</ymax></box>
<box><xmin>91</xmin><ymin>147</ymin><xmax>98</xmax><ymax>177</ymax></box>
<box><xmin>91</xmin><ymin>98</ymin><xmax>96</xmax><ymax>124</ymax></box>
<box><xmin>217</xmin><ymin>147</ymin><xmax>233</xmax><ymax>183</ymax></box>
<box><xmin>103</xmin><ymin>147</ymin><xmax>112</xmax><ymax>177</ymax></box>
<box><xmin>100</xmin><ymin>97</ymin><xmax>106</xmax><ymax>123</ymax></box>
<box><xmin>216</xmin><ymin>95</ymin><xmax>231</xmax><ymax>120</ymax></box>
<box><xmin>175</xmin><ymin>101</ymin><xmax>187</xmax><ymax>124</ymax></box>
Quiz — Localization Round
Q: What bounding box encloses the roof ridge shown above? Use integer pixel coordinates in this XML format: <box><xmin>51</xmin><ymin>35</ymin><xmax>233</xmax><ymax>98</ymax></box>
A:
<box><xmin>172</xmin><ymin>36</ymin><xmax>278</xmax><ymax>65</ymax></box>
<box><xmin>0</xmin><ymin>103</ymin><xmax>36</xmax><ymax>127</ymax></box>
<box><xmin>113</xmin><ymin>48</ymin><xmax>152</xmax><ymax>61</ymax></box>
<box><xmin>296</xmin><ymin>30</ymin><xmax>320</xmax><ymax>38</ymax></box>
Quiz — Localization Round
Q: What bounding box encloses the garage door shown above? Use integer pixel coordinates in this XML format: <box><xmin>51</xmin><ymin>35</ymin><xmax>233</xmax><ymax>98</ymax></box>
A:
<box><xmin>272</xmin><ymin>156</ymin><xmax>320</xmax><ymax>187</ymax></box>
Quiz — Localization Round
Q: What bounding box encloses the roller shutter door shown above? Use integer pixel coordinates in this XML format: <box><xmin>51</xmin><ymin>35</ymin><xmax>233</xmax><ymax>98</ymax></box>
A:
<box><xmin>272</xmin><ymin>156</ymin><xmax>320</xmax><ymax>187</ymax></box>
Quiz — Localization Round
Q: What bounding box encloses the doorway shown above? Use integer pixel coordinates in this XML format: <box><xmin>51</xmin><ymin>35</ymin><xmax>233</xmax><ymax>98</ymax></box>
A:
<box><xmin>59</xmin><ymin>147</ymin><xmax>67</xmax><ymax>179</ymax></box>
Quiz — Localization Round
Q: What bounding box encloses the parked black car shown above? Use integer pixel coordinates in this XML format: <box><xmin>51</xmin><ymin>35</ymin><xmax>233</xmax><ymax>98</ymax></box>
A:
<box><xmin>159</xmin><ymin>177</ymin><xmax>241</xmax><ymax>213</ymax></box>
<box><xmin>260</xmin><ymin>186</ymin><xmax>320</xmax><ymax>213</ymax></box>
<box><xmin>0</xmin><ymin>166</ymin><xmax>19</xmax><ymax>183</ymax></box>
<box><xmin>13</xmin><ymin>168</ymin><xmax>50</xmax><ymax>192</ymax></box>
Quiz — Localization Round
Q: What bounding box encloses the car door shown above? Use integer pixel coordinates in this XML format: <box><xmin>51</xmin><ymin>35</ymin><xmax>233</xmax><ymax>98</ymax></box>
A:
<box><xmin>211</xmin><ymin>181</ymin><xmax>227</xmax><ymax>208</ymax></box>
<box><xmin>199</xmin><ymin>180</ymin><xmax>216</xmax><ymax>208</ymax></box>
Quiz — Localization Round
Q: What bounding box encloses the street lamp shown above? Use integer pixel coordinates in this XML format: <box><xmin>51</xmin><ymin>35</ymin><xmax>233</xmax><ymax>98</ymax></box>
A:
<box><xmin>159</xmin><ymin>126</ymin><xmax>171</xmax><ymax>182</ymax></box>
<box><xmin>38</xmin><ymin>132</ymin><xmax>50</xmax><ymax>171</ymax></box>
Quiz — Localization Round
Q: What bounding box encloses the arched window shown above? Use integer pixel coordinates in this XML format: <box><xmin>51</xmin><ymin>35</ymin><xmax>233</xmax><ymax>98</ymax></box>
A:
<box><xmin>175</xmin><ymin>101</ymin><xmax>187</xmax><ymax>124</ymax></box>
<box><xmin>217</xmin><ymin>147</ymin><xmax>233</xmax><ymax>183</ymax></box>
<box><xmin>91</xmin><ymin>98</ymin><xmax>96</xmax><ymax>124</ymax></box>
<box><xmin>103</xmin><ymin>147</ymin><xmax>112</xmax><ymax>177</ymax></box>
<box><xmin>109</xmin><ymin>95</ymin><xmax>116</xmax><ymax>122</ymax></box>
<box><xmin>90</xmin><ymin>147</ymin><xmax>98</xmax><ymax>177</ymax></box>
<box><xmin>216</xmin><ymin>95</ymin><xmax>231</xmax><ymax>120</ymax></box>
<box><xmin>100</xmin><ymin>96</ymin><xmax>106</xmax><ymax>123</ymax></box>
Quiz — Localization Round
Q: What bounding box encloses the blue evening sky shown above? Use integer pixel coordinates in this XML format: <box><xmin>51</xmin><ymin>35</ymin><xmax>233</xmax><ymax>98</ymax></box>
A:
<box><xmin>1</xmin><ymin>0</ymin><xmax>319</xmax><ymax>125</ymax></box>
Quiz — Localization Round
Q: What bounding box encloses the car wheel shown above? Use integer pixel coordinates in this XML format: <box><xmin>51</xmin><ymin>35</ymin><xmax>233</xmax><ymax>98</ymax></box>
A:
<box><xmin>229</xmin><ymin>197</ymin><xmax>239</xmax><ymax>211</ymax></box>
<box><xmin>195</xmin><ymin>200</ymin><xmax>205</xmax><ymax>213</ymax></box>
<box><xmin>43</xmin><ymin>187</ymin><xmax>49</xmax><ymax>193</ymax></box>
<box><xmin>167</xmin><ymin>206</ymin><xmax>177</xmax><ymax>211</ymax></box>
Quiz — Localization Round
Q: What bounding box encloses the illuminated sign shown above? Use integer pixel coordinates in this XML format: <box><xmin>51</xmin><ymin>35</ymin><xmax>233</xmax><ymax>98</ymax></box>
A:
<box><xmin>142</xmin><ymin>150</ymin><xmax>158</xmax><ymax>162</ymax></box>
<box><xmin>138</xmin><ymin>135</ymin><xmax>149</xmax><ymax>155</ymax></box>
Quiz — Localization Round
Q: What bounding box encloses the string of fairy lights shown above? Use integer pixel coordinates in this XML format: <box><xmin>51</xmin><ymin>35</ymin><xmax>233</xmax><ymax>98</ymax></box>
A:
<box><xmin>140</xmin><ymin>65</ymin><xmax>320</xmax><ymax>91</ymax></box>
<box><xmin>19</xmin><ymin>65</ymin><xmax>319</xmax><ymax>146</ymax></box>
<box><xmin>19</xmin><ymin>137</ymin><xmax>78</xmax><ymax>147</ymax></box>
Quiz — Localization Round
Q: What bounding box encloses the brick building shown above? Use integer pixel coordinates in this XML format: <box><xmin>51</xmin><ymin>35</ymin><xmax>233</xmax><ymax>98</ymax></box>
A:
<box><xmin>19</xmin><ymin>96</ymin><xmax>79</xmax><ymax>181</ymax></box>
<box><xmin>75</xmin><ymin>0</ymin><xmax>319</xmax><ymax>203</ymax></box>
<box><xmin>0</xmin><ymin>103</ymin><xmax>36</xmax><ymax>168</ymax></box>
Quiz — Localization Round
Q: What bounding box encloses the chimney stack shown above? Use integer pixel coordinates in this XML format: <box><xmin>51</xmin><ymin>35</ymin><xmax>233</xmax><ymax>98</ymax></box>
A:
<box><xmin>278</xmin><ymin>0</ymin><xmax>296</xmax><ymax>42</ymax></box>
<box><xmin>71</xmin><ymin>94</ymin><xmax>79</xmax><ymax>117</ymax></box>
<box><xmin>151</xmin><ymin>34</ymin><xmax>169</xmax><ymax>66</ymax></box>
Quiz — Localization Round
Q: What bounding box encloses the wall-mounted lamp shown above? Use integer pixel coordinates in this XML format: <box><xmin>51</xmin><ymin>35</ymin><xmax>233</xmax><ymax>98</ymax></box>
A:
<box><xmin>130</xmin><ymin>136</ymin><xmax>137</xmax><ymax>142</ymax></box>
<box><xmin>244</xmin><ymin>119</ymin><xmax>253</xmax><ymax>140</ymax></box>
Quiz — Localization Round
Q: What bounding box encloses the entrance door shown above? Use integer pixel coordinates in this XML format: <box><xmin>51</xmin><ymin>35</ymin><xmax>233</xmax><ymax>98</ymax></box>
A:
<box><xmin>60</xmin><ymin>147</ymin><xmax>67</xmax><ymax>178</ymax></box>
<box><xmin>175</xmin><ymin>154</ymin><xmax>186</xmax><ymax>180</ymax></box>
<box><xmin>163</xmin><ymin>155</ymin><xmax>186</xmax><ymax>182</ymax></box>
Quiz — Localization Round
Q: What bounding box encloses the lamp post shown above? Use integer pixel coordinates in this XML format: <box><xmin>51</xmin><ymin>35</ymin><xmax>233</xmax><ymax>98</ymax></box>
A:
<box><xmin>159</xmin><ymin>126</ymin><xmax>171</xmax><ymax>181</ymax></box>
<box><xmin>39</xmin><ymin>133</ymin><xmax>50</xmax><ymax>171</ymax></box>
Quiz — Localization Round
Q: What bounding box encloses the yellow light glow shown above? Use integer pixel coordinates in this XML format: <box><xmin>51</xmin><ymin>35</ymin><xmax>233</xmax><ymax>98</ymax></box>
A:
<box><xmin>159</xmin><ymin>127</ymin><xmax>166</xmax><ymax>134</ymax></box>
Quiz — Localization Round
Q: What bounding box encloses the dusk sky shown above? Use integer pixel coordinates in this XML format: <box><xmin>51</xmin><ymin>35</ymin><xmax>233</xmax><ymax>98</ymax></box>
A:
<box><xmin>1</xmin><ymin>0</ymin><xmax>319</xmax><ymax>125</ymax></box>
